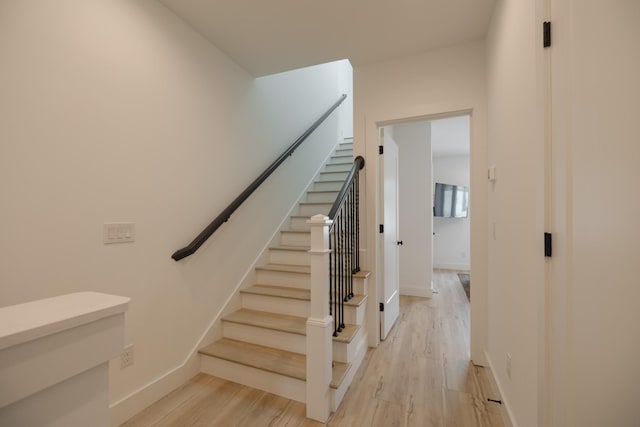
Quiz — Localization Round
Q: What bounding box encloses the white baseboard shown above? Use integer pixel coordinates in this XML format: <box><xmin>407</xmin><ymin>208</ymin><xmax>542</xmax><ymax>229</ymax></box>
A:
<box><xmin>433</xmin><ymin>262</ymin><xmax>470</xmax><ymax>271</ymax></box>
<box><xmin>399</xmin><ymin>284</ymin><xmax>432</xmax><ymax>298</ymax></box>
<box><xmin>483</xmin><ymin>351</ymin><xmax>516</xmax><ymax>427</ymax></box>
<box><xmin>109</xmin><ymin>352</ymin><xmax>199</xmax><ymax>426</ymax></box>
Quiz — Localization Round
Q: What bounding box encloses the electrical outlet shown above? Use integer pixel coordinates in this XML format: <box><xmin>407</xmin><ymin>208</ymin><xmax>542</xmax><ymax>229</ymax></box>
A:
<box><xmin>121</xmin><ymin>344</ymin><xmax>134</xmax><ymax>369</ymax></box>
<box><xmin>506</xmin><ymin>352</ymin><xmax>512</xmax><ymax>379</ymax></box>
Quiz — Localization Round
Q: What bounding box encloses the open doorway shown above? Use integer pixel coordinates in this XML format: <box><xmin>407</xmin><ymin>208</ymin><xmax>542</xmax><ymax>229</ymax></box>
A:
<box><xmin>378</xmin><ymin>113</ymin><xmax>471</xmax><ymax>339</ymax></box>
<box><xmin>431</xmin><ymin>115</ymin><xmax>471</xmax><ymax>299</ymax></box>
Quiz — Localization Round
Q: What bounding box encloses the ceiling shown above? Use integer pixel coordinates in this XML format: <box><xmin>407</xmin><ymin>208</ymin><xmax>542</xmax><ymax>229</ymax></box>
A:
<box><xmin>160</xmin><ymin>0</ymin><xmax>496</xmax><ymax>76</ymax></box>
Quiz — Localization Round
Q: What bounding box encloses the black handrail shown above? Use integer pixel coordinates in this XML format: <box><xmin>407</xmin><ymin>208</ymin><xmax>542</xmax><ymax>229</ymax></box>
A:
<box><xmin>172</xmin><ymin>94</ymin><xmax>347</xmax><ymax>261</ymax></box>
<box><xmin>328</xmin><ymin>156</ymin><xmax>365</xmax><ymax>219</ymax></box>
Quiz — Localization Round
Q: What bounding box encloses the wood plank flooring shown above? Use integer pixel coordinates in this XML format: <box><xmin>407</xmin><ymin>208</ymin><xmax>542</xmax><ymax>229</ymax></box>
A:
<box><xmin>121</xmin><ymin>270</ymin><xmax>505</xmax><ymax>427</ymax></box>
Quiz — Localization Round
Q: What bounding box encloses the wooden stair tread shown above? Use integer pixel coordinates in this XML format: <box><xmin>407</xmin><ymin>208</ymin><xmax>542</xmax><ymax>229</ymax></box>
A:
<box><xmin>242</xmin><ymin>285</ymin><xmax>310</xmax><ymax>301</ymax></box>
<box><xmin>332</xmin><ymin>324</ymin><xmax>360</xmax><ymax>344</ymax></box>
<box><xmin>223</xmin><ymin>308</ymin><xmax>307</xmax><ymax>335</ymax></box>
<box><xmin>345</xmin><ymin>294</ymin><xmax>367</xmax><ymax>307</ymax></box>
<box><xmin>269</xmin><ymin>245</ymin><xmax>310</xmax><ymax>252</ymax></box>
<box><xmin>307</xmin><ymin>190</ymin><xmax>340</xmax><ymax>194</ymax></box>
<box><xmin>313</xmin><ymin>180</ymin><xmax>345</xmax><ymax>184</ymax></box>
<box><xmin>280</xmin><ymin>229</ymin><xmax>311</xmax><ymax>234</ymax></box>
<box><xmin>243</xmin><ymin>284</ymin><xmax>366</xmax><ymax>306</ymax></box>
<box><xmin>223</xmin><ymin>308</ymin><xmax>359</xmax><ymax>343</ymax></box>
<box><xmin>199</xmin><ymin>338</ymin><xmax>350</xmax><ymax>389</ymax></box>
<box><xmin>200</xmin><ymin>338</ymin><xmax>306</xmax><ymax>381</ymax></box>
<box><xmin>255</xmin><ymin>263</ymin><xmax>310</xmax><ymax>274</ymax></box>
<box><xmin>331</xmin><ymin>361</ymin><xmax>351</xmax><ymax>389</ymax></box>
<box><xmin>354</xmin><ymin>270</ymin><xmax>371</xmax><ymax>279</ymax></box>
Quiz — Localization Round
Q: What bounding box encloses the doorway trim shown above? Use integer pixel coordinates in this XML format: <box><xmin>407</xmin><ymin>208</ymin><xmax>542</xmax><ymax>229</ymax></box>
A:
<box><xmin>362</xmin><ymin>101</ymin><xmax>488</xmax><ymax>365</ymax></box>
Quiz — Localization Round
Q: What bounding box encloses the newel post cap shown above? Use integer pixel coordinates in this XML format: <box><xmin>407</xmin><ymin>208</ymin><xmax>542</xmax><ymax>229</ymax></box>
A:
<box><xmin>306</xmin><ymin>214</ymin><xmax>333</xmax><ymax>226</ymax></box>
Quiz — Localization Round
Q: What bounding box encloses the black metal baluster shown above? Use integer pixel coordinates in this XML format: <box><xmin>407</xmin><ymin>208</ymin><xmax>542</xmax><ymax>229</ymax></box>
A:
<box><xmin>355</xmin><ymin>172</ymin><xmax>360</xmax><ymax>272</ymax></box>
<box><xmin>331</xmin><ymin>220</ymin><xmax>340</xmax><ymax>337</ymax></box>
<box><xmin>340</xmin><ymin>212</ymin><xmax>344</xmax><ymax>332</ymax></box>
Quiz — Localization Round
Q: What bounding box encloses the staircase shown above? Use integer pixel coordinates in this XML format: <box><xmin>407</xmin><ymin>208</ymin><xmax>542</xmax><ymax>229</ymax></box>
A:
<box><xmin>198</xmin><ymin>138</ymin><xmax>369</xmax><ymax>413</ymax></box>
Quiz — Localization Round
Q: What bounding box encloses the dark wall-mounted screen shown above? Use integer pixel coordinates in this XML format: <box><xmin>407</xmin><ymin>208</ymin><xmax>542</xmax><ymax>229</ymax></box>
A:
<box><xmin>434</xmin><ymin>182</ymin><xmax>469</xmax><ymax>218</ymax></box>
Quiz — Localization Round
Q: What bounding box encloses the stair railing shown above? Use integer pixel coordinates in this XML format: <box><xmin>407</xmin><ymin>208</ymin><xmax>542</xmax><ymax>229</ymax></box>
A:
<box><xmin>171</xmin><ymin>94</ymin><xmax>347</xmax><ymax>261</ymax></box>
<box><xmin>305</xmin><ymin>154</ymin><xmax>364</xmax><ymax>422</ymax></box>
<box><xmin>328</xmin><ymin>155</ymin><xmax>364</xmax><ymax>336</ymax></box>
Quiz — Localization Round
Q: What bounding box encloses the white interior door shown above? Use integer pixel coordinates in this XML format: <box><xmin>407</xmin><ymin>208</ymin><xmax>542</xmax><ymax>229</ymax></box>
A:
<box><xmin>379</xmin><ymin>127</ymin><xmax>400</xmax><ymax>340</ymax></box>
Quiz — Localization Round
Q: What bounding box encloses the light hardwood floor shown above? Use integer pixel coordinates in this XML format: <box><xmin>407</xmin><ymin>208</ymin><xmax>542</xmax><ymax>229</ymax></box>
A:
<box><xmin>121</xmin><ymin>270</ymin><xmax>505</xmax><ymax>427</ymax></box>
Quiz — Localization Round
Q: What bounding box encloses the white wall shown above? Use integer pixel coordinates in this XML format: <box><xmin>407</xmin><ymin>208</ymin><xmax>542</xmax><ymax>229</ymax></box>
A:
<box><xmin>353</xmin><ymin>40</ymin><xmax>488</xmax><ymax>362</ymax></box>
<box><xmin>433</xmin><ymin>154</ymin><xmax>470</xmax><ymax>270</ymax></box>
<box><xmin>0</xmin><ymin>1</ymin><xmax>350</xmax><ymax>424</ymax></box>
<box><xmin>392</xmin><ymin>122</ymin><xmax>433</xmax><ymax>297</ymax></box>
<box><xmin>549</xmin><ymin>1</ymin><xmax>640</xmax><ymax>426</ymax></box>
<box><xmin>338</xmin><ymin>60</ymin><xmax>354</xmax><ymax>139</ymax></box>
<box><xmin>485</xmin><ymin>0</ymin><xmax>544</xmax><ymax>425</ymax></box>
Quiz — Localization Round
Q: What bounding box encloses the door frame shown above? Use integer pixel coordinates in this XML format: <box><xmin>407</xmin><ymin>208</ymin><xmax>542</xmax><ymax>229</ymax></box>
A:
<box><xmin>363</xmin><ymin>102</ymin><xmax>488</xmax><ymax>366</ymax></box>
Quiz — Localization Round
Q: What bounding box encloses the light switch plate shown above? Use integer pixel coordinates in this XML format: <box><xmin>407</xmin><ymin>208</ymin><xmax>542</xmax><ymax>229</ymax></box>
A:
<box><xmin>103</xmin><ymin>222</ymin><xmax>135</xmax><ymax>244</ymax></box>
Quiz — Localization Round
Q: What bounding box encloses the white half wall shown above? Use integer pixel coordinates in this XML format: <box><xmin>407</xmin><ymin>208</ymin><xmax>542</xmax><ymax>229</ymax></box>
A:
<box><xmin>393</xmin><ymin>122</ymin><xmax>433</xmax><ymax>298</ymax></box>
<box><xmin>433</xmin><ymin>154</ymin><xmax>471</xmax><ymax>271</ymax></box>
<box><xmin>0</xmin><ymin>1</ymin><xmax>351</xmax><ymax>424</ymax></box>
<box><xmin>354</xmin><ymin>40</ymin><xmax>488</xmax><ymax>363</ymax></box>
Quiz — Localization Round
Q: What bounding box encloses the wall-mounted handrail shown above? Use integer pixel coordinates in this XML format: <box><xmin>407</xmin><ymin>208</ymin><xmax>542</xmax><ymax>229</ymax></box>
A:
<box><xmin>172</xmin><ymin>94</ymin><xmax>347</xmax><ymax>261</ymax></box>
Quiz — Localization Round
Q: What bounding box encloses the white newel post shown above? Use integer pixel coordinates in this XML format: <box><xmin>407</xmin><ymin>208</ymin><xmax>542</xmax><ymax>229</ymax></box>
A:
<box><xmin>306</xmin><ymin>214</ymin><xmax>333</xmax><ymax>422</ymax></box>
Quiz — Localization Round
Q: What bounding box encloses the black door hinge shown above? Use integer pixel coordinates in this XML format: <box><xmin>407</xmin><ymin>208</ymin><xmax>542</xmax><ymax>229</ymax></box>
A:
<box><xmin>379</xmin><ymin>145</ymin><xmax>384</xmax><ymax>155</ymax></box>
<box><xmin>544</xmin><ymin>232</ymin><xmax>552</xmax><ymax>257</ymax></box>
<box><xmin>379</xmin><ymin>224</ymin><xmax>384</xmax><ymax>233</ymax></box>
<box><xmin>379</xmin><ymin>302</ymin><xmax>384</xmax><ymax>312</ymax></box>
<box><xmin>488</xmin><ymin>398</ymin><xmax>503</xmax><ymax>405</ymax></box>
<box><xmin>543</xmin><ymin>22</ymin><xmax>552</xmax><ymax>48</ymax></box>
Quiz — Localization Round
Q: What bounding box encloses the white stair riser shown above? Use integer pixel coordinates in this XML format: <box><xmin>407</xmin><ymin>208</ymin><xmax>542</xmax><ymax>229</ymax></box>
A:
<box><xmin>312</xmin><ymin>181</ymin><xmax>344</xmax><ymax>191</ymax></box>
<box><xmin>298</xmin><ymin>203</ymin><xmax>332</xmax><ymax>216</ymax></box>
<box><xmin>335</xmin><ymin>150</ymin><xmax>353</xmax><ymax>157</ymax></box>
<box><xmin>240</xmin><ymin>293</ymin><xmax>310</xmax><ymax>318</ymax></box>
<box><xmin>343</xmin><ymin>301</ymin><xmax>366</xmax><ymax>325</ymax></box>
<box><xmin>222</xmin><ymin>321</ymin><xmax>306</xmax><ymax>354</ymax></box>
<box><xmin>306</xmin><ymin>191</ymin><xmax>339</xmax><ymax>203</ymax></box>
<box><xmin>200</xmin><ymin>356</ymin><xmax>306</xmax><ymax>403</ymax></box>
<box><xmin>324</xmin><ymin>163</ymin><xmax>352</xmax><ymax>173</ymax></box>
<box><xmin>339</xmin><ymin>141</ymin><xmax>353</xmax><ymax>148</ymax></box>
<box><xmin>269</xmin><ymin>249</ymin><xmax>310</xmax><ymax>266</ymax></box>
<box><xmin>332</xmin><ymin>327</ymin><xmax>363</xmax><ymax>364</ymax></box>
<box><xmin>318</xmin><ymin>172</ymin><xmax>348</xmax><ymax>181</ymax></box>
<box><xmin>280</xmin><ymin>231</ymin><xmax>310</xmax><ymax>247</ymax></box>
<box><xmin>353</xmin><ymin>278</ymin><xmax>367</xmax><ymax>296</ymax></box>
<box><xmin>289</xmin><ymin>217</ymin><xmax>312</xmax><ymax>231</ymax></box>
<box><xmin>255</xmin><ymin>270</ymin><xmax>310</xmax><ymax>288</ymax></box>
